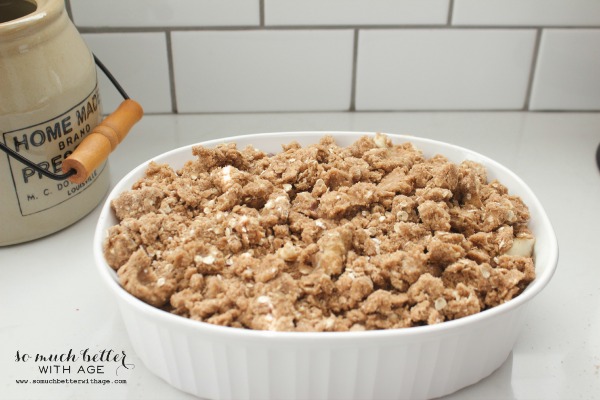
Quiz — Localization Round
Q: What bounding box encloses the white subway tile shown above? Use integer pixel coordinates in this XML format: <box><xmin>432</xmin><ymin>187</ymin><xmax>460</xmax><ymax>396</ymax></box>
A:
<box><xmin>356</xmin><ymin>29</ymin><xmax>536</xmax><ymax>110</ymax></box>
<box><xmin>453</xmin><ymin>0</ymin><xmax>600</xmax><ymax>26</ymax></box>
<box><xmin>530</xmin><ymin>29</ymin><xmax>600</xmax><ymax>110</ymax></box>
<box><xmin>171</xmin><ymin>30</ymin><xmax>354</xmax><ymax>113</ymax></box>
<box><xmin>82</xmin><ymin>33</ymin><xmax>172</xmax><ymax>114</ymax></box>
<box><xmin>71</xmin><ymin>0</ymin><xmax>259</xmax><ymax>28</ymax></box>
<box><xmin>265</xmin><ymin>0</ymin><xmax>449</xmax><ymax>26</ymax></box>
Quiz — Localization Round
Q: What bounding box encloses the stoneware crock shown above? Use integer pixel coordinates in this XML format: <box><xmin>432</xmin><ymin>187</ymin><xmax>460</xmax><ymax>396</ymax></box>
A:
<box><xmin>0</xmin><ymin>0</ymin><xmax>109</xmax><ymax>245</ymax></box>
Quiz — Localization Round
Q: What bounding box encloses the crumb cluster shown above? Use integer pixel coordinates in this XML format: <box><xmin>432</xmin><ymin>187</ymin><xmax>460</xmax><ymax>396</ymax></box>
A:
<box><xmin>104</xmin><ymin>134</ymin><xmax>535</xmax><ymax>331</ymax></box>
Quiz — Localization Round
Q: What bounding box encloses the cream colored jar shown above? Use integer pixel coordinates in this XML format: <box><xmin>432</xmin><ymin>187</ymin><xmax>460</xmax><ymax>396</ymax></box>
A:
<box><xmin>0</xmin><ymin>0</ymin><xmax>109</xmax><ymax>245</ymax></box>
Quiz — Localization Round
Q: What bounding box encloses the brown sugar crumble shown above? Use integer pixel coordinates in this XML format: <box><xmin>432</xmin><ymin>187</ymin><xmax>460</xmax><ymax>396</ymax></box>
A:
<box><xmin>104</xmin><ymin>134</ymin><xmax>536</xmax><ymax>332</ymax></box>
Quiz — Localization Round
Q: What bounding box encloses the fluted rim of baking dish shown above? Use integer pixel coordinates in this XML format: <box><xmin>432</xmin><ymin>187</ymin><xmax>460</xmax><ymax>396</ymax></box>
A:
<box><xmin>94</xmin><ymin>131</ymin><xmax>559</xmax><ymax>341</ymax></box>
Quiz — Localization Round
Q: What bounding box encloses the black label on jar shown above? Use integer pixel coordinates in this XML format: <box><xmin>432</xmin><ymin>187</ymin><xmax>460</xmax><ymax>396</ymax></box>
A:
<box><xmin>2</xmin><ymin>85</ymin><xmax>104</xmax><ymax>216</ymax></box>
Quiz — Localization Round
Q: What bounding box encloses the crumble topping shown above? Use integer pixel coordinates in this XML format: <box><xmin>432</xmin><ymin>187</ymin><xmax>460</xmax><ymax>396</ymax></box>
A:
<box><xmin>104</xmin><ymin>134</ymin><xmax>535</xmax><ymax>332</ymax></box>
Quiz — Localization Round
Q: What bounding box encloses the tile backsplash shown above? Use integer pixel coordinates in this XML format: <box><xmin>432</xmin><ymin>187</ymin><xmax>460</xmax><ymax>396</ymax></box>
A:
<box><xmin>264</xmin><ymin>0</ymin><xmax>450</xmax><ymax>26</ymax></box>
<box><xmin>68</xmin><ymin>0</ymin><xmax>600</xmax><ymax>113</ymax></box>
<box><xmin>172</xmin><ymin>30</ymin><xmax>355</xmax><ymax>113</ymax></box>
<box><xmin>356</xmin><ymin>29</ymin><xmax>536</xmax><ymax>110</ymax></box>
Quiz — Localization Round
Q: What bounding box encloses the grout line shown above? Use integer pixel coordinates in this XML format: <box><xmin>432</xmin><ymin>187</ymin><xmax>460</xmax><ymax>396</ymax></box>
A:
<box><xmin>75</xmin><ymin>25</ymin><xmax>600</xmax><ymax>34</ymax></box>
<box><xmin>523</xmin><ymin>29</ymin><xmax>543</xmax><ymax>111</ymax></box>
<box><xmin>447</xmin><ymin>0</ymin><xmax>455</xmax><ymax>25</ymax></box>
<box><xmin>141</xmin><ymin>109</ymin><xmax>600</xmax><ymax>116</ymax></box>
<box><xmin>349</xmin><ymin>29</ymin><xmax>359</xmax><ymax>111</ymax></box>
<box><xmin>259</xmin><ymin>0</ymin><xmax>265</xmax><ymax>27</ymax></box>
<box><xmin>165</xmin><ymin>31</ymin><xmax>179</xmax><ymax>114</ymax></box>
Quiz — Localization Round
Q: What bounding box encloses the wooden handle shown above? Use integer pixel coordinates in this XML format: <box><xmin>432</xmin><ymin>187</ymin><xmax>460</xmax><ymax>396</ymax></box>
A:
<box><xmin>62</xmin><ymin>99</ymin><xmax>143</xmax><ymax>183</ymax></box>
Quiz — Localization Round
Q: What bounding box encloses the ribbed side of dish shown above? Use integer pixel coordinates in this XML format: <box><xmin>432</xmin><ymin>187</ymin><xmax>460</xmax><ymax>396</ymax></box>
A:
<box><xmin>117</xmin><ymin>299</ymin><xmax>529</xmax><ymax>400</ymax></box>
<box><xmin>97</xmin><ymin>132</ymin><xmax>557</xmax><ymax>400</ymax></box>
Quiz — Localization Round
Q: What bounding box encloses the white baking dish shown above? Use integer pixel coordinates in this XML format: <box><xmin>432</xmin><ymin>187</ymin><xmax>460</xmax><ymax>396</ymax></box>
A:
<box><xmin>94</xmin><ymin>132</ymin><xmax>558</xmax><ymax>400</ymax></box>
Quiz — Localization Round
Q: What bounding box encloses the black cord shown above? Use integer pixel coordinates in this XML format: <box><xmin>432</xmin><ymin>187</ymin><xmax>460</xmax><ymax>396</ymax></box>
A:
<box><xmin>0</xmin><ymin>141</ymin><xmax>77</xmax><ymax>180</ymax></box>
<box><xmin>0</xmin><ymin>55</ymin><xmax>129</xmax><ymax>181</ymax></box>
<box><xmin>93</xmin><ymin>54</ymin><xmax>130</xmax><ymax>100</ymax></box>
<box><xmin>596</xmin><ymin>142</ymin><xmax>600</xmax><ymax>172</ymax></box>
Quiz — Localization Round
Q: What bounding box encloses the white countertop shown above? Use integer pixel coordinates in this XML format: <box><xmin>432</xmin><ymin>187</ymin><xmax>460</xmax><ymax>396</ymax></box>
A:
<box><xmin>2</xmin><ymin>112</ymin><xmax>600</xmax><ymax>400</ymax></box>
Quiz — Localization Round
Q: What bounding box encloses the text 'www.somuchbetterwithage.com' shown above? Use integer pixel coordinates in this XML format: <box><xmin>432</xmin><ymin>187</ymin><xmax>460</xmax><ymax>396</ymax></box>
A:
<box><xmin>13</xmin><ymin>348</ymin><xmax>134</xmax><ymax>386</ymax></box>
